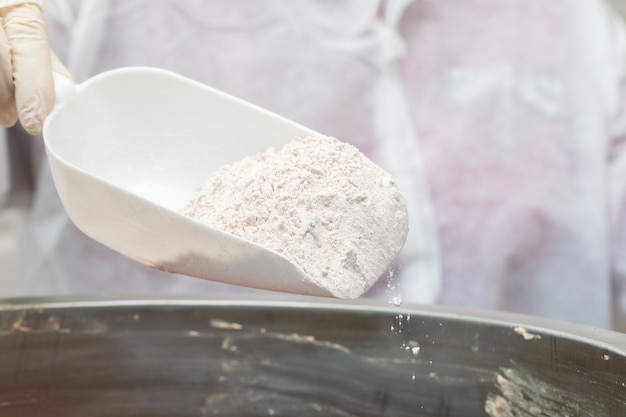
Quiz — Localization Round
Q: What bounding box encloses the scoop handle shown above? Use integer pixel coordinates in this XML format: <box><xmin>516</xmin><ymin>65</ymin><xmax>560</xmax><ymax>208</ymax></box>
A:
<box><xmin>52</xmin><ymin>71</ymin><xmax>78</xmax><ymax>105</ymax></box>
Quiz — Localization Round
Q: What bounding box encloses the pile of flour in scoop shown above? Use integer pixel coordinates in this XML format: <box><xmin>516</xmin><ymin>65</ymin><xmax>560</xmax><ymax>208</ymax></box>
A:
<box><xmin>181</xmin><ymin>136</ymin><xmax>408</xmax><ymax>299</ymax></box>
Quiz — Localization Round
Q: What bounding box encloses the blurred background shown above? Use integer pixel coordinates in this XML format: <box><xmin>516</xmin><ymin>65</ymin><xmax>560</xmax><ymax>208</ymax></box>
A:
<box><xmin>610</xmin><ymin>0</ymin><xmax>626</xmax><ymax>18</ymax></box>
<box><xmin>1</xmin><ymin>0</ymin><xmax>626</xmax><ymax>299</ymax></box>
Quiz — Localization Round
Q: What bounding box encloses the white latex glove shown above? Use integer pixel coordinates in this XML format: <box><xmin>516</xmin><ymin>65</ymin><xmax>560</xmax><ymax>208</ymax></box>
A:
<box><xmin>0</xmin><ymin>0</ymin><xmax>72</xmax><ymax>135</ymax></box>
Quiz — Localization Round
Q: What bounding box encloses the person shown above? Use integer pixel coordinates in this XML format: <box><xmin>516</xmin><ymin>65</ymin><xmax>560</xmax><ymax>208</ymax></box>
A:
<box><xmin>1</xmin><ymin>0</ymin><xmax>625</xmax><ymax>330</ymax></box>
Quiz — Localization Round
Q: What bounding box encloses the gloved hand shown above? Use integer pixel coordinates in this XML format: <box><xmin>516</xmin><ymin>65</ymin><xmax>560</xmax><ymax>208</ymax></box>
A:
<box><xmin>0</xmin><ymin>0</ymin><xmax>73</xmax><ymax>135</ymax></box>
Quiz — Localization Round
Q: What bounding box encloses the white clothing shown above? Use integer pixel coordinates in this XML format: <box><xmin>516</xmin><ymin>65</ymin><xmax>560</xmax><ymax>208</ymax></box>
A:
<box><xmin>3</xmin><ymin>0</ymin><xmax>626</xmax><ymax>329</ymax></box>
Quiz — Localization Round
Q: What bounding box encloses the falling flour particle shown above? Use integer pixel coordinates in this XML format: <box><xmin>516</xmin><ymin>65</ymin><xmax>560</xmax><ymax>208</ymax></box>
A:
<box><xmin>181</xmin><ymin>136</ymin><xmax>408</xmax><ymax>299</ymax></box>
<box><xmin>391</xmin><ymin>296</ymin><xmax>403</xmax><ymax>307</ymax></box>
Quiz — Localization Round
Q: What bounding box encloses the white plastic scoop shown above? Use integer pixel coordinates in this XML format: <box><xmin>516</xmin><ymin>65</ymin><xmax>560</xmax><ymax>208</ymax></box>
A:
<box><xmin>43</xmin><ymin>67</ymin><xmax>335</xmax><ymax>297</ymax></box>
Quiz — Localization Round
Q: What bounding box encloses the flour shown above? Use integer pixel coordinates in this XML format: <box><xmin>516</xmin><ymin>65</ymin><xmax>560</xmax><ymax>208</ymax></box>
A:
<box><xmin>181</xmin><ymin>136</ymin><xmax>408</xmax><ymax>299</ymax></box>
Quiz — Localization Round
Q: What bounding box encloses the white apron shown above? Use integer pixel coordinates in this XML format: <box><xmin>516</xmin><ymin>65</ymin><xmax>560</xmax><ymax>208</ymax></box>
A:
<box><xmin>10</xmin><ymin>0</ymin><xmax>626</xmax><ymax>329</ymax></box>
